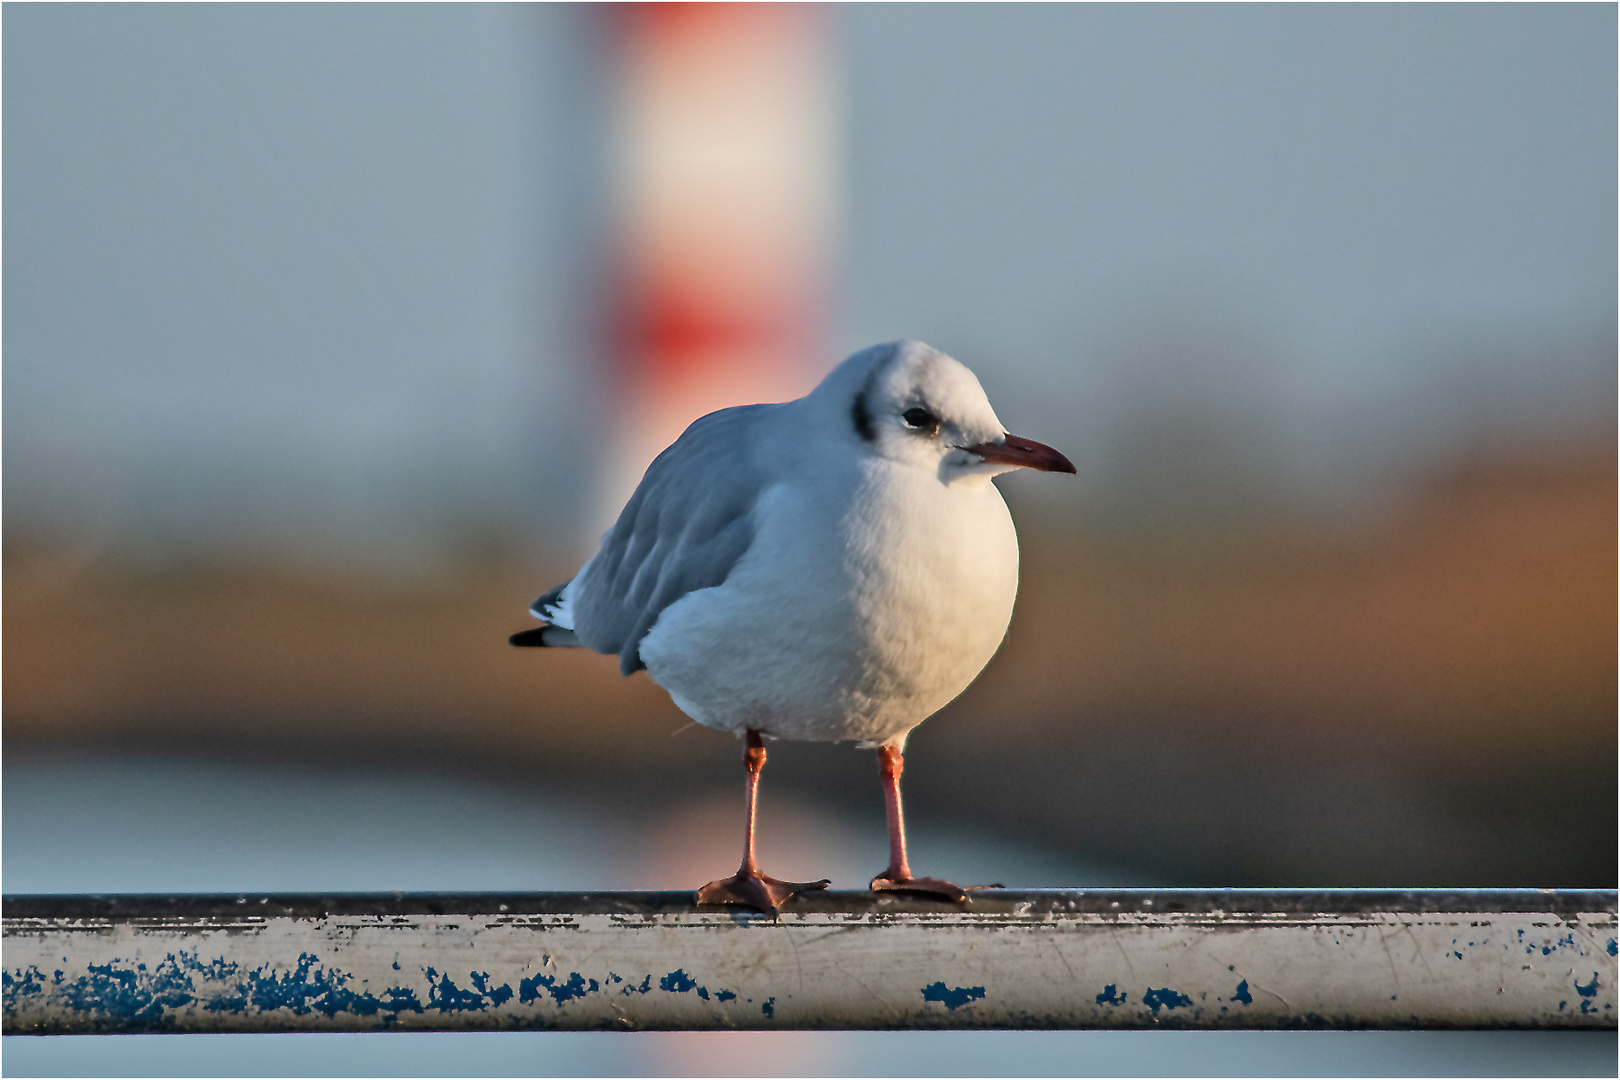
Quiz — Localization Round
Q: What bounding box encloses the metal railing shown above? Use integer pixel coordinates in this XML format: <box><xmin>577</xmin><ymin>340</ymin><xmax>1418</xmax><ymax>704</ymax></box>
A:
<box><xmin>4</xmin><ymin>889</ymin><xmax>1614</xmax><ymax>1034</ymax></box>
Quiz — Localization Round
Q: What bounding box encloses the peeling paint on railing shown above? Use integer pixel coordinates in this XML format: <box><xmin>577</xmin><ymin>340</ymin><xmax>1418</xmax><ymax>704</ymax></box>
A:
<box><xmin>4</xmin><ymin>890</ymin><xmax>1613</xmax><ymax>1034</ymax></box>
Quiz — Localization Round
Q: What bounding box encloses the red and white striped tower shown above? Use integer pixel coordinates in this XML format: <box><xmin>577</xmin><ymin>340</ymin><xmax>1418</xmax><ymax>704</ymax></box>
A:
<box><xmin>595</xmin><ymin>3</ymin><xmax>838</xmax><ymax>531</ymax></box>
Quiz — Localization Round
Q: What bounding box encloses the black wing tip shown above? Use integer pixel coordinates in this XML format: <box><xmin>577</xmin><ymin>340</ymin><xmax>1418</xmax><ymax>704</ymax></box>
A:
<box><xmin>510</xmin><ymin>627</ymin><xmax>551</xmax><ymax>647</ymax></box>
<box><xmin>510</xmin><ymin>625</ymin><xmax>581</xmax><ymax>648</ymax></box>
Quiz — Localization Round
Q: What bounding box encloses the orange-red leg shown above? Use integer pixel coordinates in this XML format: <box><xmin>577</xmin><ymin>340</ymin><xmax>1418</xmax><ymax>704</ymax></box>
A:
<box><xmin>869</xmin><ymin>744</ymin><xmax>993</xmax><ymax>902</ymax></box>
<box><xmin>696</xmin><ymin>730</ymin><xmax>829</xmax><ymax>914</ymax></box>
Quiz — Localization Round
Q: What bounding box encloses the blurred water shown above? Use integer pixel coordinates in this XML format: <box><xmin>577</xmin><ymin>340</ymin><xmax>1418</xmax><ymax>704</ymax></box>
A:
<box><xmin>4</xmin><ymin>1029</ymin><xmax>1615</xmax><ymax>1078</ymax></box>
<box><xmin>0</xmin><ymin>755</ymin><xmax>1130</xmax><ymax>895</ymax></box>
<box><xmin>3</xmin><ymin>754</ymin><xmax>1613</xmax><ymax>1077</ymax></box>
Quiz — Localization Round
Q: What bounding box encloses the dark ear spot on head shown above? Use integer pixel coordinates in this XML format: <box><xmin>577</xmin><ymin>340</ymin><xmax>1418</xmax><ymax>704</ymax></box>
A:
<box><xmin>850</xmin><ymin>389</ymin><xmax>874</xmax><ymax>442</ymax></box>
<box><xmin>851</xmin><ymin>368</ymin><xmax>880</xmax><ymax>443</ymax></box>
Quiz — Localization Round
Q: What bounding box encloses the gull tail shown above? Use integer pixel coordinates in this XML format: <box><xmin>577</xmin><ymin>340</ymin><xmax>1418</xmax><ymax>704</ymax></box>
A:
<box><xmin>510</xmin><ymin>579</ymin><xmax>581</xmax><ymax>648</ymax></box>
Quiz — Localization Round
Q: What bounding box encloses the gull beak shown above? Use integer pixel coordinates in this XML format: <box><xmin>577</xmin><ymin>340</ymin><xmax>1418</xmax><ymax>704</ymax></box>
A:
<box><xmin>964</xmin><ymin>433</ymin><xmax>1077</xmax><ymax>473</ymax></box>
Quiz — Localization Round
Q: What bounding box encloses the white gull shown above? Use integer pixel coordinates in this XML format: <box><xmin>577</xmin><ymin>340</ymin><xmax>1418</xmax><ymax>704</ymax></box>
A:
<box><xmin>513</xmin><ymin>340</ymin><xmax>1075</xmax><ymax>912</ymax></box>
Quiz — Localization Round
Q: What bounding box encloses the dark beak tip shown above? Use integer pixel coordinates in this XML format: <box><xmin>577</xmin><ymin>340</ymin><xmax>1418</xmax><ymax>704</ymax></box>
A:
<box><xmin>979</xmin><ymin>433</ymin><xmax>1076</xmax><ymax>474</ymax></box>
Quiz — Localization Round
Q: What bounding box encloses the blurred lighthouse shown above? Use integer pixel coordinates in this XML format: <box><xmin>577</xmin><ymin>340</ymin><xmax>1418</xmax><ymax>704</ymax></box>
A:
<box><xmin>594</xmin><ymin>2</ymin><xmax>838</xmax><ymax>534</ymax></box>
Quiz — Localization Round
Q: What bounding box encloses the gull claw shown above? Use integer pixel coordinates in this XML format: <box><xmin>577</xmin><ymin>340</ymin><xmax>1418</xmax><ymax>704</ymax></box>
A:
<box><xmin>697</xmin><ymin>871</ymin><xmax>830</xmax><ymax>915</ymax></box>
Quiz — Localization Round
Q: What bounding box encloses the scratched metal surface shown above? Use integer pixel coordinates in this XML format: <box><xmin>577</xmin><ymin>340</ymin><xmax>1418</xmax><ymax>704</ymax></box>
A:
<box><xmin>4</xmin><ymin>890</ymin><xmax>1614</xmax><ymax>1034</ymax></box>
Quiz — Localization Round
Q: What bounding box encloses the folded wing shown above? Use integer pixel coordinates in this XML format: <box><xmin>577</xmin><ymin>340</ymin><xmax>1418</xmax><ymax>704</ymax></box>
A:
<box><xmin>526</xmin><ymin>403</ymin><xmax>774</xmax><ymax>676</ymax></box>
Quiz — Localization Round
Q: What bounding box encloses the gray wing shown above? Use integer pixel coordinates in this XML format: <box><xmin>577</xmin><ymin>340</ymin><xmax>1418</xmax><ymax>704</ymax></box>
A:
<box><xmin>572</xmin><ymin>403</ymin><xmax>778</xmax><ymax>676</ymax></box>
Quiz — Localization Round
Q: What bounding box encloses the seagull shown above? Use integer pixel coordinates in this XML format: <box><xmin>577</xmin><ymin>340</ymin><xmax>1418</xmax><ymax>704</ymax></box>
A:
<box><xmin>511</xmin><ymin>340</ymin><xmax>1075</xmax><ymax>913</ymax></box>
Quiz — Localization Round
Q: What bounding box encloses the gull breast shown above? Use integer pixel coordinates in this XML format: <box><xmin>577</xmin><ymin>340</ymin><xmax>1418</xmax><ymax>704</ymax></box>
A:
<box><xmin>639</xmin><ymin>464</ymin><xmax>1020</xmax><ymax>745</ymax></box>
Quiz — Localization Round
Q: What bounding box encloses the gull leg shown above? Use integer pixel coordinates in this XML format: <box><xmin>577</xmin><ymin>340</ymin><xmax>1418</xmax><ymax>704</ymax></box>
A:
<box><xmin>696</xmin><ymin>729</ymin><xmax>830</xmax><ymax>914</ymax></box>
<box><xmin>869</xmin><ymin>744</ymin><xmax>995</xmax><ymax>902</ymax></box>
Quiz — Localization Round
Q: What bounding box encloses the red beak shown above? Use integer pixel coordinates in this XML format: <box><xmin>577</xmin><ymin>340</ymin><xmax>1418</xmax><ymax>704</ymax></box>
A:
<box><xmin>964</xmin><ymin>433</ymin><xmax>1076</xmax><ymax>473</ymax></box>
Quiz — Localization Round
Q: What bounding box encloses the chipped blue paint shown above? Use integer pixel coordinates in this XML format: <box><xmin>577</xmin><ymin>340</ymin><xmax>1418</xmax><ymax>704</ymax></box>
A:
<box><xmin>519</xmin><ymin>971</ymin><xmax>596</xmax><ymax>1005</ymax></box>
<box><xmin>1534</xmin><ymin>932</ymin><xmax>1578</xmax><ymax>957</ymax></box>
<box><xmin>248</xmin><ymin>954</ymin><xmax>360</xmax><ymax>1017</ymax></box>
<box><xmin>1231</xmin><ymin>980</ymin><xmax>1253</xmax><ymax>1006</ymax></box>
<box><xmin>1095</xmin><ymin>984</ymin><xmax>1126</xmax><ymax>1006</ymax></box>
<box><xmin>237</xmin><ymin>957</ymin><xmax>327</xmax><ymax>1016</ymax></box>
<box><xmin>715</xmin><ymin>989</ymin><xmax>736</xmax><ymax>1003</ymax></box>
<box><xmin>4</xmin><ymin>966</ymin><xmax>50</xmax><ymax>1003</ymax></box>
<box><xmin>655</xmin><ymin>969</ymin><xmax>715</xmax><ymax>1001</ymax></box>
<box><xmin>1574</xmin><ymin>974</ymin><xmax>1599</xmax><ymax>999</ymax></box>
<box><xmin>1608</xmin><ymin>939</ymin><xmax>1618</xmax><ymax>957</ymax></box>
<box><xmin>266</xmin><ymin>957</ymin><xmax>424</xmax><ymax>1018</ymax></box>
<box><xmin>27</xmin><ymin>950</ymin><xmax>444</xmax><ymax>1025</ymax></box>
<box><xmin>620</xmin><ymin>974</ymin><xmax>652</xmax><ymax>996</ymax></box>
<box><xmin>424</xmin><ymin>968</ymin><xmax>492</xmax><ymax>1012</ymax></box>
<box><xmin>761</xmin><ymin>996</ymin><xmax>776</xmax><ymax>1018</ymax></box>
<box><xmin>468</xmin><ymin>972</ymin><xmax>513</xmax><ymax>1007</ymax></box>
<box><xmin>60</xmin><ymin>958</ymin><xmax>193</xmax><ymax>1026</ymax></box>
<box><xmin>1142</xmin><ymin>987</ymin><xmax>1193</xmax><ymax>1015</ymax></box>
<box><xmin>379</xmin><ymin>987</ymin><xmax>425</xmax><ymax>1014</ymax></box>
<box><xmin>660</xmin><ymin>970</ymin><xmax>698</xmax><ymax>994</ymax></box>
<box><xmin>921</xmin><ymin>982</ymin><xmax>986</xmax><ymax>1011</ymax></box>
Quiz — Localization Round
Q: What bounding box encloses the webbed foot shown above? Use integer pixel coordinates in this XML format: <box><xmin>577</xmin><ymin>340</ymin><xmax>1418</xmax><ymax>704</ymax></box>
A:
<box><xmin>869</xmin><ymin>874</ymin><xmax>1002</xmax><ymax>903</ymax></box>
<box><xmin>697</xmin><ymin>870</ymin><xmax>830</xmax><ymax>915</ymax></box>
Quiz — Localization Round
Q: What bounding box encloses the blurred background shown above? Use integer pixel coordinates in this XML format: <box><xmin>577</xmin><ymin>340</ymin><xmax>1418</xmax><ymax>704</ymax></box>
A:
<box><xmin>3</xmin><ymin>4</ymin><xmax>1615</xmax><ymax>1075</ymax></box>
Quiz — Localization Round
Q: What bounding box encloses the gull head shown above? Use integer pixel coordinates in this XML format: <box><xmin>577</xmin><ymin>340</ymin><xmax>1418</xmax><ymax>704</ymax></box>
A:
<box><xmin>813</xmin><ymin>340</ymin><xmax>1075</xmax><ymax>484</ymax></box>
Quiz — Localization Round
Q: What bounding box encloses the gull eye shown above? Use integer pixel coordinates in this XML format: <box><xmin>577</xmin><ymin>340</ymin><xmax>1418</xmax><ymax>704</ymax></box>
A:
<box><xmin>901</xmin><ymin>407</ymin><xmax>940</xmax><ymax>434</ymax></box>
